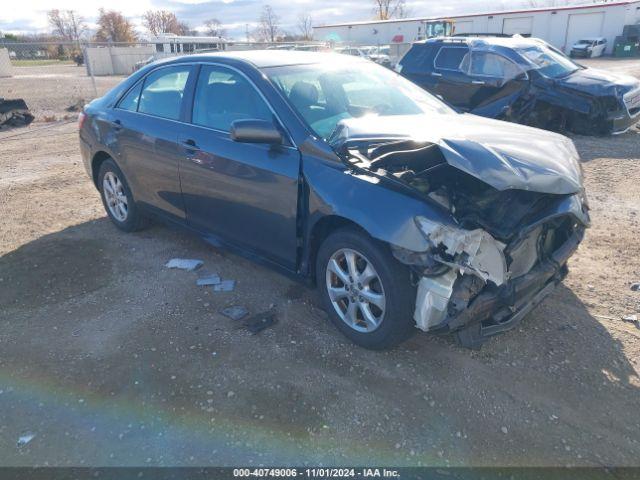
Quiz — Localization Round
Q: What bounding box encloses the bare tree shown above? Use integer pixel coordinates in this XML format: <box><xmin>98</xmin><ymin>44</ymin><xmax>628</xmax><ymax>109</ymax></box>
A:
<box><xmin>297</xmin><ymin>14</ymin><xmax>313</xmax><ymax>40</ymax></box>
<box><xmin>142</xmin><ymin>10</ymin><xmax>181</xmax><ymax>35</ymax></box>
<box><xmin>47</xmin><ymin>10</ymin><xmax>87</xmax><ymax>42</ymax></box>
<box><xmin>372</xmin><ymin>0</ymin><xmax>409</xmax><ymax>20</ymax></box>
<box><xmin>177</xmin><ymin>21</ymin><xmax>194</xmax><ymax>36</ymax></box>
<box><xmin>256</xmin><ymin>5</ymin><xmax>281</xmax><ymax>42</ymax></box>
<box><xmin>94</xmin><ymin>9</ymin><xmax>138</xmax><ymax>43</ymax></box>
<box><xmin>204</xmin><ymin>18</ymin><xmax>226</xmax><ymax>37</ymax></box>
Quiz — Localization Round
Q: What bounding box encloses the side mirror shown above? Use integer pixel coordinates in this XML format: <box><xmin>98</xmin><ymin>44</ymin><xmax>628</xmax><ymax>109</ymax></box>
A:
<box><xmin>230</xmin><ymin>119</ymin><xmax>283</xmax><ymax>145</ymax></box>
<box><xmin>514</xmin><ymin>72</ymin><xmax>529</xmax><ymax>82</ymax></box>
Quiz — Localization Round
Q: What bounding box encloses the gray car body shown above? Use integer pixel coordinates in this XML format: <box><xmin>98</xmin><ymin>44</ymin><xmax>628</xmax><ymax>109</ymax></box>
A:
<box><xmin>80</xmin><ymin>51</ymin><xmax>589</xmax><ymax>343</ymax></box>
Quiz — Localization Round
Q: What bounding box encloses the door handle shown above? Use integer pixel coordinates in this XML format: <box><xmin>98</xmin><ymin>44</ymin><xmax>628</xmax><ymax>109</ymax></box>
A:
<box><xmin>472</xmin><ymin>80</ymin><xmax>486</xmax><ymax>85</ymax></box>
<box><xmin>431</xmin><ymin>72</ymin><xmax>442</xmax><ymax>77</ymax></box>
<box><xmin>181</xmin><ymin>139</ymin><xmax>201</xmax><ymax>151</ymax></box>
<box><xmin>110</xmin><ymin>119</ymin><xmax>122</xmax><ymax>131</ymax></box>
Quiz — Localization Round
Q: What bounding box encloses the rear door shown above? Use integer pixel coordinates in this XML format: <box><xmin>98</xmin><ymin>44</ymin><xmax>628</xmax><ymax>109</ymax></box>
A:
<box><xmin>111</xmin><ymin>65</ymin><xmax>193</xmax><ymax>220</ymax></box>
<box><xmin>397</xmin><ymin>43</ymin><xmax>439</xmax><ymax>92</ymax></box>
<box><xmin>178</xmin><ymin>63</ymin><xmax>301</xmax><ymax>269</ymax></box>
<box><xmin>431</xmin><ymin>45</ymin><xmax>478</xmax><ymax>110</ymax></box>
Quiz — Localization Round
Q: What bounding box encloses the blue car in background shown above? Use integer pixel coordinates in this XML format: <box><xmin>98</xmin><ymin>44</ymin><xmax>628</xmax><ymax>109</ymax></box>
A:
<box><xmin>79</xmin><ymin>51</ymin><xmax>589</xmax><ymax>350</ymax></box>
<box><xmin>396</xmin><ymin>36</ymin><xmax>640</xmax><ymax>135</ymax></box>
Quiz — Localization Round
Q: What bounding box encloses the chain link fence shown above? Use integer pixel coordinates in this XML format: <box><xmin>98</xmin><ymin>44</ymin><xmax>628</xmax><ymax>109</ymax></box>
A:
<box><xmin>0</xmin><ymin>39</ymin><xmax>411</xmax><ymax>126</ymax></box>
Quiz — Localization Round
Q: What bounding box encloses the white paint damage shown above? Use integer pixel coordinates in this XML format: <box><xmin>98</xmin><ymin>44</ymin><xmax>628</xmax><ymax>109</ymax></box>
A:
<box><xmin>415</xmin><ymin>217</ymin><xmax>507</xmax><ymax>286</ymax></box>
<box><xmin>411</xmin><ymin>217</ymin><xmax>509</xmax><ymax>332</ymax></box>
<box><xmin>414</xmin><ymin>269</ymin><xmax>458</xmax><ymax>332</ymax></box>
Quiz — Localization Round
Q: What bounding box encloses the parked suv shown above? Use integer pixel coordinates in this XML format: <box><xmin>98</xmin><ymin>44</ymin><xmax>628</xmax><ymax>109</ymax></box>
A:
<box><xmin>80</xmin><ymin>51</ymin><xmax>589</xmax><ymax>350</ymax></box>
<box><xmin>396</xmin><ymin>36</ymin><xmax>640</xmax><ymax>135</ymax></box>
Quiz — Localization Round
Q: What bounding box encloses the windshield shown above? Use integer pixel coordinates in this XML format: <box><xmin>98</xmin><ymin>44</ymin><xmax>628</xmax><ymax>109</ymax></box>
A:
<box><xmin>515</xmin><ymin>45</ymin><xmax>580</xmax><ymax>78</ymax></box>
<box><xmin>577</xmin><ymin>40</ymin><xmax>594</xmax><ymax>46</ymax></box>
<box><xmin>264</xmin><ymin>62</ymin><xmax>453</xmax><ymax>140</ymax></box>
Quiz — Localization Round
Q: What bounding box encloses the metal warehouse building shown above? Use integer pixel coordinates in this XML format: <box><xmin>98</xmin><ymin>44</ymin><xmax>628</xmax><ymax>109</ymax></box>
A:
<box><xmin>313</xmin><ymin>0</ymin><xmax>640</xmax><ymax>55</ymax></box>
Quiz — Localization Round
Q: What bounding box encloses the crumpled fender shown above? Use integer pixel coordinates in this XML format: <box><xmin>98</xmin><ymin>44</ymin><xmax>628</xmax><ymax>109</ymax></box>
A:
<box><xmin>299</xmin><ymin>139</ymin><xmax>446</xmax><ymax>260</ymax></box>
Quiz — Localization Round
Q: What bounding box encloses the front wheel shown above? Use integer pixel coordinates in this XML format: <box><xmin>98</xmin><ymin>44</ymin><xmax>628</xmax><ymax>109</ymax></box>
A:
<box><xmin>316</xmin><ymin>227</ymin><xmax>416</xmax><ymax>350</ymax></box>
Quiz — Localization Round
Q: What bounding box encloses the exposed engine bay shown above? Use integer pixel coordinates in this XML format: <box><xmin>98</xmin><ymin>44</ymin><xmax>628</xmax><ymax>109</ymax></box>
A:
<box><xmin>342</xmin><ymin>139</ymin><xmax>568</xmax><ymax>241</ymax></box>
<box><xmin>338</xmin><ymin>137</ymin><xmax>588</xmax><ymax>348</ymax></box>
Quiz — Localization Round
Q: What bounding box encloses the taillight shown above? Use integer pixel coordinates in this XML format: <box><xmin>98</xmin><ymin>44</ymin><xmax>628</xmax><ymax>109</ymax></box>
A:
<box><xmin>78</xmin><ymin>111</ymin><xmax>86</xmax><ymax>130</ymax></box>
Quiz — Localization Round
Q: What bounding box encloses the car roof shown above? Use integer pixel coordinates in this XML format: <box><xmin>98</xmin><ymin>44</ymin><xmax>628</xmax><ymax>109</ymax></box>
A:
<box><xmin>420</xmin><ymin>36</ymin><xmax>546</xmax><ymax>50</ymax></box>
<box><xmin>576</xmin><ymin>37</ymin><xmax>605</xmax><ymax>41</ymax></box>
<box><xmin>170</xmin><ymin>50</ymin><xmax>365</xmax><ymax>68</ymax></box>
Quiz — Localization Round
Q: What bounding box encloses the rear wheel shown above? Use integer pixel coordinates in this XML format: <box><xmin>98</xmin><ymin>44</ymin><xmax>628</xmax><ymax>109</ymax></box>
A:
<box><xmin>98</xmin><ymin>159</ymin><xmax>147</xmax><ymax>232</ymax></box>
<box><xmin>316</xmin><ymin>227</ymin><xmax>416</xmax><ymax>350</ymax></box>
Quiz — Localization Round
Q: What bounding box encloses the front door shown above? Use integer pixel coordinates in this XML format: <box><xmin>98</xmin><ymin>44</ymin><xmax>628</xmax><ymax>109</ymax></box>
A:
<box><xmin>466</xmin><ymin>51</ymin><xmax>530</xmax><ymax>117</ymax></box>
<box><xmin>178</xmin><ymin>64</ymin><xmax>301</xmax><ymax>269</ymax></box>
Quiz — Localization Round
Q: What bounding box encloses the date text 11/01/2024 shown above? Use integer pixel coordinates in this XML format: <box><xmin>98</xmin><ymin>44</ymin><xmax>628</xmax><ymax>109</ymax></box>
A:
<box><xmin>233</xmin><ymin>468</ymin><xmax>401</xmax><ymax>478</ymax></box>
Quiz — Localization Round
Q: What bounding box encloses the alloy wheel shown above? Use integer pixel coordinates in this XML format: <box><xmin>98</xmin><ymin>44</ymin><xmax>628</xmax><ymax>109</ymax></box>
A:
<box><xmin>325</xmin><ymin>248</ymin><xmax>386</xmax><ymax>333</ymax></box>
<box><xmin>102</xmin><ymin>171</ymin><xmax>128</xmax><ymax>222</ymax></box>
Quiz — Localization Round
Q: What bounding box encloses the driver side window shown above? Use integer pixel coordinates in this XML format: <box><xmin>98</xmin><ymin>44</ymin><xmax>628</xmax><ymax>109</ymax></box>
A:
<box><xmin>192</xmin><ymin>65</ymin><xmax>273</xmax><ymax>132</ymax></box>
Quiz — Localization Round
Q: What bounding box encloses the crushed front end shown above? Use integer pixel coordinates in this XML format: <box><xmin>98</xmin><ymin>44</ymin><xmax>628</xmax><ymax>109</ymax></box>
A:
<box><xmin>339</xmin><ymin>133</ymin><xmax>590</xmax><ymax>348</ymax></box>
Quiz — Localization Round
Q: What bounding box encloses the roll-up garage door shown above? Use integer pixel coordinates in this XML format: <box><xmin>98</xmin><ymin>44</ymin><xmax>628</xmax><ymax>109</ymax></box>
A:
<box><xmin>564</xmin><ymin>12</ymin><xmax>605</xmax><ymax>53</ymax></box>
<box><xmin>454</xmin><ymin>21</ymin><xmax>473</xmax><ymax>35</ymax></box>
<box><xmin>502</xmin><ymin>17</ymin><xmax>533</xmax><ymax>36</ymax></box>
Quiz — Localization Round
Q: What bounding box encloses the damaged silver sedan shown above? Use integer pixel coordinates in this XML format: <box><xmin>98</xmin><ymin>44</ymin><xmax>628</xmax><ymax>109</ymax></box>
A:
<box><xmin>81</xmin><ymin>51</ymin><xmax>589</xmax><ymax>350</ymax></box>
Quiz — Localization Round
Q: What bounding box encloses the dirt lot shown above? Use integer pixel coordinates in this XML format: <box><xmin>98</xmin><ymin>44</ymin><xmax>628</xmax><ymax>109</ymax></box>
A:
<box><xmin>0</xmin><ymin>59</ymin><xmax>639</xmax><ymax>467</ymax></box>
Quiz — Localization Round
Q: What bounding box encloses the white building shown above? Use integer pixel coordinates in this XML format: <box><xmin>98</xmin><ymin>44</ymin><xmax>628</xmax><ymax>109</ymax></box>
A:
<box><xmin>313</xmin><ymin>0</ymin><xmax>640</xmax><ymax>55</ymax></box>
<box><xmin>148</xmin><ymin>34</ymin><xmax>227</xmax><ymax>56</ymax></box>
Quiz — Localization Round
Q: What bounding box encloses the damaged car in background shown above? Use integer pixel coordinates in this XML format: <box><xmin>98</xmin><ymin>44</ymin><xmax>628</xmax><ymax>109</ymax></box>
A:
<box><xmin>80</xmin><ymin>51</ymin><xmax>589</xmax><ymax>350</ymax></box>
<box><xmin>396</xmin><ymin>36</ymin><xmax>640</xmax><ymax>135</ymax></box>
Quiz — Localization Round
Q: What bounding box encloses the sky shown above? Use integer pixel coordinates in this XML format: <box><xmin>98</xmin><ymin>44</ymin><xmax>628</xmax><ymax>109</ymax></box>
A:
<box><xmin>0</xmin><ymin>0</ymin><xmax>594</xmax><ymax>40</ymax></box>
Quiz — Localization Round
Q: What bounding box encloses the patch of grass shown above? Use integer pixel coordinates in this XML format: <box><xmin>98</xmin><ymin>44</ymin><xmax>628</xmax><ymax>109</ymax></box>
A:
<box><xmin>12</xmin><ymin>59</ymin><xmax>75</xmax><ymax>67</ymax></box>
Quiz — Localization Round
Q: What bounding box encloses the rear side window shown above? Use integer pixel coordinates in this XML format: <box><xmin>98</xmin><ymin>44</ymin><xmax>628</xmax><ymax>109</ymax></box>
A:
<box><xmin>434</xmin><ymin>47</ymin><xmax>469</xmax><ymax>71</ymax></box>
<box><xmin>138</xmin><ymin>66</ymin><xmax>191</xmax><ymax>120</ymax></box>
<box><xmin>192</xmin><ymin>65</ymin><xmax>272</xmax><ymax>132</ymax></box>
<box><xmin>399</xmin><ymin>44</ymin><xmax>430</xmax><ymax>71</ymax></box>
<box><xmin>118</xmin><ymin>82</ymin><xmax>143</xmax><ymax>112</ymax></box>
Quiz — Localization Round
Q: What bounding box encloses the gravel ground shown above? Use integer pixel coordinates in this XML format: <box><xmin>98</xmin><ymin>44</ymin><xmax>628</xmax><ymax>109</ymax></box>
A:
<box><xmin>0</xmin><ymin>58</ymin><xmax>639</xmax><ymax>467</ymax></box>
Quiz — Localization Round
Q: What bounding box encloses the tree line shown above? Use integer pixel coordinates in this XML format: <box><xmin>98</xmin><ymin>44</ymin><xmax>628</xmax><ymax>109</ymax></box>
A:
<box><xmin>3</xmin><ymin>0</ymin><xmax>410</xmax><ymax>48</ymax></box>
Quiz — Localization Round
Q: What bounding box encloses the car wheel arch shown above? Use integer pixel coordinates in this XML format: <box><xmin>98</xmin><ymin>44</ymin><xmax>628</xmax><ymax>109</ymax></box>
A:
<box><xmin>91</xmin><ymin>150</ymin><xmax>114</xmax><ymax>188</ymax></box>
<box><xmin>307</xmin><ymin>215</ymin><xmax>374</xmax><ymax>282</ymax></box>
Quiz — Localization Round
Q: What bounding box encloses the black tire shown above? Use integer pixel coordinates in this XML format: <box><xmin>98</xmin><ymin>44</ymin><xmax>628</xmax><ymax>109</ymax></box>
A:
<box><xmin>315</xmin><ymin>227</ymin><xmax>416</xmax><ymax>350</ymax></box>
<box><xmin>98</xmin><ymin>159</ymin><xmax>147</xmax><ymax>232</ymax></box>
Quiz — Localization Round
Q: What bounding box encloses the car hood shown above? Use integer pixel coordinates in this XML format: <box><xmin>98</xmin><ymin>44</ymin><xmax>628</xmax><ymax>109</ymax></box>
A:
<box><xmin>556</xmin><ymin>67</ymin><xmax>640</xmax><ymax>96</ymax></box>
<box><xmin>332</xmin><ymin>113</ymin><xmax>583</xmax><ymax>195</ymax></box>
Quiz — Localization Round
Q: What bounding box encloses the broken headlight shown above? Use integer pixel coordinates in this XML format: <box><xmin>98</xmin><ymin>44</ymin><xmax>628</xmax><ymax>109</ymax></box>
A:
<box><xmin>414</xmin><ymin>216</ymin><xmax>508</xmax><ymax>286</ymax></box>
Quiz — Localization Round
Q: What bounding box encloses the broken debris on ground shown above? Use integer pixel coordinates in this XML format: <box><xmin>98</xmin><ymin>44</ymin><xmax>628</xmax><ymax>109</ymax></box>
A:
<box><xmin>622</xmin><ymin>314</ymin><xmax>639</xmax><ymax>328</ymax></box>
<box><xmin>213</xmin><ymin>280</ymin><xmax>235</xmax><ymax>292</ymax></box>
<box><xmin>65</xmin><ymin>99</ymin><xmax>85</xmax><ymax>112</ymax></box>
<box><xmin>165</xmin><ymin>258</ymin><xmax>203</xmax><ymax>271</ymax></box>
<box><xmin>244</xmin><ymin>309</ymin><xmax>278</xmax><ymax>334</ymax></box>
<box><xmin>17</xmin><ymin>433</ymin><xmax>35</xmax><ymax>447</ymax></box>
<box><xmin>0</xmin><ymin>98</ymin><xmax>34</xmax><ymax>128</ymax></box>
<box><xmin>197</xmin><ymin>274</ymin><xmax>221</xmax><ymax>286</ymax></box>
<box><xmin>221</xmin><ymin>305</ymin><xmax>249</xmax><ymax>321</ymax></box>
